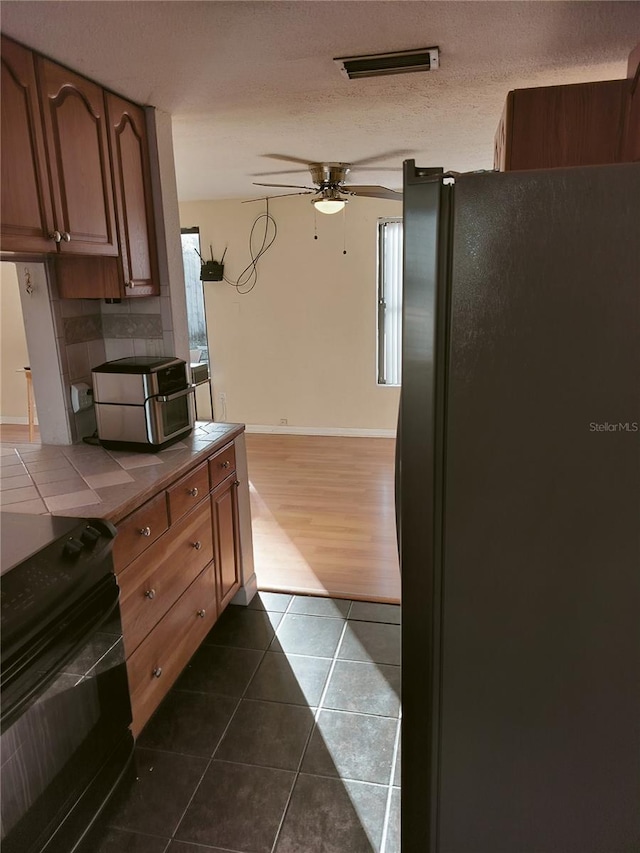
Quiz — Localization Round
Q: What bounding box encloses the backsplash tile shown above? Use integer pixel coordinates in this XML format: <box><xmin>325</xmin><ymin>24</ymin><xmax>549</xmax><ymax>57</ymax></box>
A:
<box><xmin>66</xmin><ymin>342</ymin><xmax>91</xmax><ymax>382</ymax></box>
<box><xmin>63</xmin><ymin>314</ymin><xmax>103</xmax><ymax>345</ymax></box>
<box><xmin>101</xmin><ymin>313</ymin><xmax>163</xmax><ymax>339</ymax></box>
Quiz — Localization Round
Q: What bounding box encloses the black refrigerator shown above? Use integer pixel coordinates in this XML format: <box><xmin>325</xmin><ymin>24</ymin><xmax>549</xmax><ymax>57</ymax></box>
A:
<box><xmin>399</xmin><ymin>161</ymin><xmax>640</xmax><ymax>853</ymax></box>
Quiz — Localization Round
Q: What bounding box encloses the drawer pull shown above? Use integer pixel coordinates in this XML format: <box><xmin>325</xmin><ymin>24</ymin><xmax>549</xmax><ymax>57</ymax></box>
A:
<box><xmin>152</xmin><ymin>666</ymin><xmax>163</xmax><ymax>678</ymax></box>
<box><xmin>145</xmin><ymin>588</ymin><xmax>156</xmax><ymax>600</ymax></box>
<box><xmin>139</xmin><ymin>526</ymin><xmax>151</xmax><ymax>537</ymax></box>
<box><xmin>197</xmin><ymin>609</ymin><xmax>206</xmax><ymax>618</ymax></box>
<box><xmin>192</xmin><ymin>540</ymin><xmax>202</xmax><ymax>550</ymax></box>
<box><xmin>220</xmin><ymin>460</ymin><xmax>230</xmax><ymax>469</ymax></box>
<box><xmin>188</xmin><ymin>487</ymin><xmax>199</xmax><ymax>497</ymax></box>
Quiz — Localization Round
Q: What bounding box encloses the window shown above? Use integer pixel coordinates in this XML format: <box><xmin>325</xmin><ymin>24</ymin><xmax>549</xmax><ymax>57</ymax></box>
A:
<box><xmin>181</xmin><ymin>227</ymin><xmax>209</xmax><ymax>365</ymax></box>
<box><xmin>377</xmin><ymin>218</ymin><xmax>403</xmax><ymax>386</ymax></box>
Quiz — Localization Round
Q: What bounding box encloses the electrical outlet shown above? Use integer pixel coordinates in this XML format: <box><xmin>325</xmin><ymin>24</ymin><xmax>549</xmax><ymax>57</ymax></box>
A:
<box><xmin>279</xmin><ymin>418</ymin><xmax>288</xmax><ymax>425</ymax></box>
<box><xmin>71</xmin><ymin>383</ymin><xmax>93</xmax><ymax>413</ymax></box>
<box><xmin>218</xmin><ymin>392</ymin><xmax>227</xmax><ymax>404</ymax></box>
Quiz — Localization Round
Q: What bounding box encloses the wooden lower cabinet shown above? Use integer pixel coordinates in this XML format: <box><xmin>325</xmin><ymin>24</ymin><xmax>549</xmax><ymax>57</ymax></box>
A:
<box><xmin>113</xmin><ymin>436</ymin><xmax>245</xmax><ymax>738</ymax></box>
<box><xmin>212</xmin><ymin>476</ymin><xmax>242</xmax><ymax>611</ymax></box>
<box><xmin>127</xmin><ymin>563</ymin><xmax>218</xmax><ymax>737</ymax></box>
<box><xmin>119</xmin><ymin>500</ymin><xmax>213</xmax><ymax>657</ymax></box>
<box><xmin>112</xmin><ymin>490</ymin><xmax>169</xmax><ymax>570</ymax></box>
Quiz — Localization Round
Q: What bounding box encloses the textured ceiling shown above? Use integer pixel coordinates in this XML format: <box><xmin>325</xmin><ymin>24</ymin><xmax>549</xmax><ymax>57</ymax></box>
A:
<box><xmin>2</xmin><ymin>1</ymin><xmax>639</xmax><ymax>201</ymax></box>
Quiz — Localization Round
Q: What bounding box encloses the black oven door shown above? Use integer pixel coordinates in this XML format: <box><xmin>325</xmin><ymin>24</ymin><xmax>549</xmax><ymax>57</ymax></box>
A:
<box><xmin>145</xmin><ymin>385</ymin><xmax>195</xmax><ymax>444</ymax></box>
<box><xmin>0</xmin><ymin>575</ymin><xmax>133</xmax><ymax>853</ymax></box>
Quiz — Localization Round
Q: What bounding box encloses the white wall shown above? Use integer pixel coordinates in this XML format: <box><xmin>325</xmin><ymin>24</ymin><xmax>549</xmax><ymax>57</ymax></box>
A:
<box><xmin>0</xmin><ymin>263</ymin><xmax>30</xmax><ymax>422</ymax></box>
<box><xmin>179</xmin><ymin>195</ymin><xmax>402</xmax><ymax>434</ymax></box>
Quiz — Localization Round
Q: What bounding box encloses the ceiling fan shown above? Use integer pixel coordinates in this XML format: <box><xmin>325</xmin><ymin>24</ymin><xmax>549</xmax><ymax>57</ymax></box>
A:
<box><xmin>251</xmin><ymin>155</ymin><xmax>404</xmax><ymax>214</ymax></box>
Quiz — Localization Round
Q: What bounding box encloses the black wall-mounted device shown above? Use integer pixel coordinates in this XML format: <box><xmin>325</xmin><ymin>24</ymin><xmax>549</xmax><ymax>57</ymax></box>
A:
<box><xmin>200</xmin><ymin>261</ymin><xmax>224</xmax><ymax>281</ymax></box>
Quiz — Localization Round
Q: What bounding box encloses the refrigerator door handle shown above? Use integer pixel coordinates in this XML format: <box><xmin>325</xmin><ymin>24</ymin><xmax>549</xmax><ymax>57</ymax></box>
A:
<box><xmin>395</xmin><ymin>397</ymin><xmax>402</xmax><ymax>563</ymax></box>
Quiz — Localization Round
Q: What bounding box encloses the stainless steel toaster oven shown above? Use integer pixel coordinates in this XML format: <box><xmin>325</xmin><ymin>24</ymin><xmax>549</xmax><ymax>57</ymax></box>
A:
<box><xmin>92</xmin><ymin>356</ymin><xmax>195</xmax><ymax>451</ymax></box>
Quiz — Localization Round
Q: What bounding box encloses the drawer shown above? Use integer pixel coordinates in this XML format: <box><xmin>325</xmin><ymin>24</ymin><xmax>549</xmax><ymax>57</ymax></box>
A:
<box><xmin>167</xmin><ymin>461</ymin><xmax>209</xmax><ymax>524</ymax></box>
<box><xmin>119</xmin><ymin>500</ymin><xmax>213</xmax><ymax>656</ymax></box>
<box><xmin>127</xmin><ymin>563</ymin><xmax>218</xmax><ymax>738</ymax></box>
<box><xmin>113</xmin><ymin>491</ymin><xmax>168</xmax><ymax>573</ymax></box>
<box><xmin>209</xmin><ymin>441</ymin><xmax>236</xmax><ymax>490</ymax></box>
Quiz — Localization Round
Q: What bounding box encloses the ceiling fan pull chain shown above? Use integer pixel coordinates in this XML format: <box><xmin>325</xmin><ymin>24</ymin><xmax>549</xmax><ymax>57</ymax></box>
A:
<box><xmin>313</xmin><ymin>207</ymin><xmax>318</xmax><ymax>240</ymax></box>
<box><xmin>342</xmin><ymin>206</ymin><xmax>348</xmax><ymax>255</ymax></box>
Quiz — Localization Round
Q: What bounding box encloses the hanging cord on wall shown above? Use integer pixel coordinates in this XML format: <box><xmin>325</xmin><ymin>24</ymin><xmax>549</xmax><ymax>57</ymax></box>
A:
<box><xmin>224</xmin><ymin>199</ymin><xmax>277</xmax><ymax>295</ymax></box>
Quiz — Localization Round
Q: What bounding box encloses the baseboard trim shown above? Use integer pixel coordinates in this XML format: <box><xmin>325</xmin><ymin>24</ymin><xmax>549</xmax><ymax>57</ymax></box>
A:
<box><xmin>244</xmin><ymin>424</ymin><xmax>396</xmax><ymax>438</ymax></box>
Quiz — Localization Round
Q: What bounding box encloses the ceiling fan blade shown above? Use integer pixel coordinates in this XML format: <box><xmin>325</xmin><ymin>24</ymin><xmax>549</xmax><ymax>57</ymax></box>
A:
<box><xmin>349</xmin><ymin>150</ymin><xmax>414</xmax><ymax>168</ymax></box>
<box><xmin>242</xmin><ymin>191</ymin><xmax>315</xmax><ymax>203</ymax></box>
<box><xmin>346</xmin><ymin>185</ymin><xmax>403</xmax><ymax>201</ymax></box>
<box><xmin>250</xmin><ymin>168</ymin><xmax>310</xmax><ymax>177</ymax></box>
<box><xmin>261</xmin><ymin>154</ymin><xmax>314</xmax><ymax>166</ymax></box>
<box><xmin>253</xmin><ymin>182</ymin><xmax>316</xmax><ymax>190</ymax></box>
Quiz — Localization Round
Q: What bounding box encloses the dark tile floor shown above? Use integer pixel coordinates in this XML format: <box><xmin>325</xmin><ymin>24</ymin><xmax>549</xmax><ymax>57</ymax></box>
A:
<box><xmin>82</xmin><ymin>593</ymin><xmax>401</xmax><ymax>853</ymax></box>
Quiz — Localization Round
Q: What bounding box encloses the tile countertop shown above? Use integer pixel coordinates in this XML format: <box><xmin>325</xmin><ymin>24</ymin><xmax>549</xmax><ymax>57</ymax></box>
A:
<box><xmin>0</xmin><ymin>422</ymin><xmax>244</xmax><ymax>524</ymax></box>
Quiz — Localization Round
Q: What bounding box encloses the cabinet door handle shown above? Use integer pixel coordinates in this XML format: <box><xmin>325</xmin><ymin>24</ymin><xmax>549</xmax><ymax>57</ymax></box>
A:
<box><xmin>145</xmin><ymin>588</ymin><xmax>156</xmax><ymax>599</ymax></box>
<box><xmin>197</xmin><ymin>609</ymin><xmax>206</xmax><ymax>618</ymax></box>
<box><xmin>192</xmin><ymin>541</ymin><xmax>202</xmax><ymax>550</ymax></box>
<box><xmin>152</xmin><ymin>667</ymin><xmax>163</xmax><ymax>678</ymax></box>
<box><xmin>188</xmin><ymin>487</ymin><xmax>199</xmax><ymax>497</ymax></box>
<box><xmin>61</xmin><ymin>231</ymin><xmax>71</xmax><ymax>242</ymax></box>
<box><xmin>139</xmin><ymin>526</ymin><xmax>151</xmax><ymax>537</ymax></box>
<box><xmin>49</xmin><ymin>230</ymin><xmax>62</xmax><ymax>243</ymax></box>
<box><xmin>220</xmin><ymin>461</ymin><xmax>230</xmax><ymax>469</ymax></box>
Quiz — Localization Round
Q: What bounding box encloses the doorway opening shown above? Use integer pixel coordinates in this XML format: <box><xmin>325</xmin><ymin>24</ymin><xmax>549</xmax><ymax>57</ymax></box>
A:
<box><xmin>181</xmin><ymin>227</ymin><xmax>213</xmax><ymax>419</ymax></box>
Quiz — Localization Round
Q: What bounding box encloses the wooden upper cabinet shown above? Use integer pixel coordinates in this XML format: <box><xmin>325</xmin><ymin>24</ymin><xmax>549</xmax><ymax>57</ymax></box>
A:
<box><xmin>0</xmin><ymin>36</ymin><xmax>56</xmax><ymax>252</ymax></box>
<box><xmin>36</xmin><ymin>56</ymin><xmax>118</xmax><ymax>255</ymax></box>
<box><xmin>621</xmin><ymin>43</ymin><xmax>640</xmax><ymax>163</ymax></box>
<box><xmin>106</xmin><ymin>93</ymin><xmax>160</xmax><ymax>295</ymax></box>
<box><xmin>495</xmin><ymin>79</ymin><xmax>634</xmax><ymax>171</ymax></box>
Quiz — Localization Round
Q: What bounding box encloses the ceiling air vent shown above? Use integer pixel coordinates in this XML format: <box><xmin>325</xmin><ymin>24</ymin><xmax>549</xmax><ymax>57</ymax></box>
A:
<box><xmin>334</xmin><ymin>47</ymin><xmax>439</xmax><ymax>80</ymax></box>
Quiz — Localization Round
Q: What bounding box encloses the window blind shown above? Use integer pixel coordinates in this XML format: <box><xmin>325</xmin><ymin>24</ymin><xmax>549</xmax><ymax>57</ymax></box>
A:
<box><xmin>377</xmin><ymin>219</ymin><xmax>403</xmax><ymax>386</ymax></box>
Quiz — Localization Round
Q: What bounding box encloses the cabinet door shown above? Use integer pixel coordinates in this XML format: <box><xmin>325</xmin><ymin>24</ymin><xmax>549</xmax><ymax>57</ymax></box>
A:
<box><xmin>499</xmin><ymin>80</ymin><xmax>630</xmax><ymax>171</ymax></box>
<box><xmin>37</xmin><ymin>56</ymin><xmax>118</xmax><ymax>255</ymax></box>
<box><xmin>106</xmin><ymin>93</ymin><xmax>160</xmax><ymax>295</ymax></box>
<box><xmin>621</xmin><ymin>46</ymin><xmax>640</xmax><ymax>162</ymax></box>
<box><xmin>0</xmin><ymin>37</ymin><xmax>56</xmax><ymax>253</ymax></box>
<box><xmin>211</xmin><ymin>477</ymin><xmax>241</xmax><ymax>611</ymax></box>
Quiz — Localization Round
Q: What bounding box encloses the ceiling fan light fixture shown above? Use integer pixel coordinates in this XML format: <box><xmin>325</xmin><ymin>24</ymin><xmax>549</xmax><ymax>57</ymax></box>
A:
<box><xmin>313</xmin><ymin>198</ymin><xmax>346</xmax><ymax>215</ymax></box>
<box><xmin>334</xmin><ymin>47</ymin><xmax>439</xmax><ymax>80</ymax></box>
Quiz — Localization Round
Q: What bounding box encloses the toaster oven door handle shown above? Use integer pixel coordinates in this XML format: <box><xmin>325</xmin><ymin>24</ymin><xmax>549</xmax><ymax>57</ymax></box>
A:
<box><xmin>156</xmin><ymin>385</ymin><xmax>196</xmax><ymax>403</ymax></box>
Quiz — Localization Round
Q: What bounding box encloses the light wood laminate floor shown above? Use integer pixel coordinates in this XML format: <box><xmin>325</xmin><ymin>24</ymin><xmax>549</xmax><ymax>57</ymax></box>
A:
<box><xmin>245</xmin><ymin>433</ymin><xmax>401</xmax><ymax>603</ymax></box>
<box><xmin>0</xmin><ymin>424</ymin><xmax>40</xmax><ymax>444</ymax></box>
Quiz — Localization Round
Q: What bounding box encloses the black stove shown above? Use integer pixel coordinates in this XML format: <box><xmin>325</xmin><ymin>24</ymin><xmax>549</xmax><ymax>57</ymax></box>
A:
<box><xmin>1</xmin><ymin>514</ymin><xmax>117</xmax><ymax>656</ymax></box>
<box><xmin>0</xmin><ymin>512</ymin><xmax>134</xmax><ymax>853</ymax></box>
